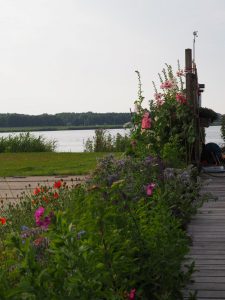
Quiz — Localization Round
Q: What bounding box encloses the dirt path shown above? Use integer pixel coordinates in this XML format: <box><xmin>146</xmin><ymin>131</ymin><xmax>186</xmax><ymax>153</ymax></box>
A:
<box><xmin>0</xmin><ymin>175</ymin><xmax>88</xmax><ymax>203</ymax></box>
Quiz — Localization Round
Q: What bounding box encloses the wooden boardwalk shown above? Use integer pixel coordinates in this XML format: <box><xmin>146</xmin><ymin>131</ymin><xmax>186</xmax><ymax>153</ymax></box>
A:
<box><xmin>184</xmin><ymin>173</ymin><xmax>225</xmax><ymax>299</ymax></box>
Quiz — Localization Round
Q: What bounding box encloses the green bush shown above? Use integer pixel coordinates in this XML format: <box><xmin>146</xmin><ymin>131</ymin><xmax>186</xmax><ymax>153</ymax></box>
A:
<box><xmin>0</xmin><ymin>132</ymin><xmax>56</xmax><ymax>152</ymax></box>
<box><xmin>84</xmin><ymin>129</ymin><xmax>130</xmax><ymax>152</ymax></box>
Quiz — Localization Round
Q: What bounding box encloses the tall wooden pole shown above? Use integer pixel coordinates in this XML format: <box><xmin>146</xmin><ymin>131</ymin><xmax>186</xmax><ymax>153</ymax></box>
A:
<box><xmin>185</xmin><ymin>48</ymin><xmax>200</xmax><ymax>166</ymax></box>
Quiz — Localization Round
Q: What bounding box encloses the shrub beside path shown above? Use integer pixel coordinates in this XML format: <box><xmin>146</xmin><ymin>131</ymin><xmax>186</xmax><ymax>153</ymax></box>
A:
<box><xmin>0</xmin><ymin>175</ymin><xmax>88</xmax><ymax>203</ymax></box>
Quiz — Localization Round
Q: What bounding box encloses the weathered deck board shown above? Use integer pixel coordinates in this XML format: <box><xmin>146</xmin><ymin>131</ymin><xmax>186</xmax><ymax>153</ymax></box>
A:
<box><xmin>184</xmin><ymin>173</ymin><xmax>225</xmax><ymax>299</ymax></box>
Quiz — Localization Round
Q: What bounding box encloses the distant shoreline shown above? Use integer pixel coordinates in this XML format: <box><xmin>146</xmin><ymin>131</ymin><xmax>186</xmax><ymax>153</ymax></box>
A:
<box><xmin>0</xmin><ymin>125</ymin><xmax>125</xmax><ymax>133</ymax></box>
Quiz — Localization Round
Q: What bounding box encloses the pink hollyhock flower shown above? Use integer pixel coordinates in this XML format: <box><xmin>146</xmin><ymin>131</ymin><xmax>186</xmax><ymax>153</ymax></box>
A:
<box><xmin>156</xmin><ymin>99</ymin><xmax>164</xmax><ymax>106</ymax></box>
<box><xmin>141</xmin><ymin>112</ymin><xmax>151</xmax><ymax>129</ymax></box>
<box><xmin>154</xmin><ymin>92</ymin><xmax>163</xmax><ymax>101</ymax></box>
<box><xmin>176</xmin><ymin>93</ymin><xmax>186</xmax><ymax>104</ymax></box>
<box><xmin>176</xmin><ymin>70</ymin><xmax>185</xmax><ymax>77</ymax></box>
<box><xmin>129</xmin><ymin>288</ymin><xmax>136</xmax><ymax>300</ymax></box>
<box><xmin>160</xmin><ymin>80</ymin><xmax>175</xmax><ymax>89</ymax></box>
<box><xmin>146</xmin><ymin>183</ymin><xmax>156</xmax><ymax>196</ymax></box>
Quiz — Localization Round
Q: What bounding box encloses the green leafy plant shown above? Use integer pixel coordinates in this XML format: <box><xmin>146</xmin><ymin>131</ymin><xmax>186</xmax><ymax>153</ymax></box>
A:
<box><xmin>0</xmin><ymin>132</ymin><xmax>56</xmax><ymax>152</ymax></box>
<box><xmin>84</xmin><ymin>129</ymin><xmax>130</xmax><ymax>152</ymax></box>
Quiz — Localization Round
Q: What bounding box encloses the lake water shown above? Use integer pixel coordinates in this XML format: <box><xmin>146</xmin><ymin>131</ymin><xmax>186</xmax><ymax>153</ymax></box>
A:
<box><xmin>205</xmin><ymin>126</ymin><xmax>223</xmax><ymax>145</ymax></box>
<box><xmin>0</xmin><ymin>126</ymin><xmax>222</xmax><ymax>152</ymax></box>
<box><xmin>0</xmin><ymin>129</ymin><xmax>127</xmax><ymax>152</ymax></box>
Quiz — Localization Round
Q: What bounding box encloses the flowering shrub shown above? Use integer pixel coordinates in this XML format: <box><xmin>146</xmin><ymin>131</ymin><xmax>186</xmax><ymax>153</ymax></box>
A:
<box><xmin>31</xmin><ymin>180</ymin><xmax>70</xmax><ymax>210</ymax></box>
<box><xmin>129</xmin><ymin>65</ymin><xmax>196</xmax><ymax>166</ymax></box>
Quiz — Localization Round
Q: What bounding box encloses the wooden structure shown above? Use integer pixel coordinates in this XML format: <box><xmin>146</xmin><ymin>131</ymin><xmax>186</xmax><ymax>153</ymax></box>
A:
<box><xmin>185</xmin><ymin>48</ymin><xmax>202</xmax><ymax>167</ymax></box>
<box><xmin>184</xmin><ymin>173</ymin><xmax>225</xmax><ymax>299</ymax></box>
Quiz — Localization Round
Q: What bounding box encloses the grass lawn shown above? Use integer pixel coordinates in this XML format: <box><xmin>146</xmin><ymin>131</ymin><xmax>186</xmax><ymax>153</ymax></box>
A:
<box><xmin>0</xmin><ymin>152</ymin><xmax>122</xmax><ymax>176</ymax></box>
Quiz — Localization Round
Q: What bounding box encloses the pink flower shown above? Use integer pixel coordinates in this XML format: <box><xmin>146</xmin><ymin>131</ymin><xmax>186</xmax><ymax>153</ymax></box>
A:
<box><xmin>176</xmin><ymin>93</ymin><xmax>186</xmax><ymax>104</ymax></box>
<box><xmin>35</xmin><ymin>207</ymin><xmax>45</xmax><ymax>219</ymax></box>
<box><xmin>34</xmin><ymin>206</ymin><xmax>52</xmax><ymax>229</ymax></box>
<box><xmin>176</xmin><ymin>70</ymin><xmax>185</xmax><ymax>77</ymax></box>
<box><xmin>160</xmin><ymin>80</ymin><xmax>175</xmax><ymax>89</ymax></box>
<box><xmin>154</xmin><ymin>93</ymin><xmax>163</xmax><ymax>101</ymax></box>
<box><xmin>157</xmin><ymin>99</ymin><xmax>164</xmax><ymax>106</ymax></box>
<box><xmin>141</xmin><ymin>112</ymin><xmax>151</xmax><ymax>129</ymax></box>
<box><xmin>146</xmin><ymin>183</ymin><xmax>156</xmax><ymax>196</ymax></box>
<box><xmin>129</xmin><ymin>288</ymin><xmax>136</xmax><ymax>300</ymax></box>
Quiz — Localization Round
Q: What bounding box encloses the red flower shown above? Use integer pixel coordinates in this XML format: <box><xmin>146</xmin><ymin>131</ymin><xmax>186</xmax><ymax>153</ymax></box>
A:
<box><xmin>53</xmin><ymin>192</ymin><xmax>59</xmax><ymax>199</ymax></box>
<box><xmin>42</xmin><ymin>196</ymin><xmax>48</xmax><ymax>203</ymax></box>
<box><xmin>0</xmin><ymin>217</ymin><xmax>6</xmax><ymax>225</ymax></box>
<box><xmin>176</xmin><ymin>93</ymin><xmax>186</xmax><ymax>104</ymax></box>
<box><xmin>54</xmin><ymin>180</ymin><xmax>62</xmax><ymax>189</ymax></box>
<box><xmin>33</xmin><ymin>187</ymin><xmax>41</xmax><ymax>195</ymax></box>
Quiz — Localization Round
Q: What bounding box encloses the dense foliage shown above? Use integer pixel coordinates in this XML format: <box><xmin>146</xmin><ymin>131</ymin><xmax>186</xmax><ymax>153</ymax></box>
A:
<box><xmin>199</xmin><ymin>107</ymin><xmax>218</xmax><ymax>123</ymax></box>
<box><xmin>0</xmin><ymin>154</ymin><xmax>201</xmax><ymax>299</ymax></box>
<box><xmin>0</xmin><ymin>132</ymin><xmax>56</xmax><ymax>152</ymax></box>
<box><xmin>0</xmin><ymin>112</ymin><xmax>131</xmax><ymax>128</ymax></box>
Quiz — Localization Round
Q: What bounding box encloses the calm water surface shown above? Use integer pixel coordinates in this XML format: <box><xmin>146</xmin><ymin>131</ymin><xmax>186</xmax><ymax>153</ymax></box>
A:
<box><xmin>205</xmin><ymin>126</ymin><xmax>223</xmax><ymax>145</ymax></box>
<box><xmin>0</xmin><ymin>129</ymin><xmax>127</xmax><ymax>152</ymax></box>
<box><xmin>0</xmin><ymin>126</ymin><xmax>222</xmax><ymax>152</ymax></box>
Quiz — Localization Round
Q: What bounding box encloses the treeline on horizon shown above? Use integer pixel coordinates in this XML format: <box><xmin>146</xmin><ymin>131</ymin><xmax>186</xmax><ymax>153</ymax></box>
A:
<box><xmin>0</xmin><ymin>112</ymin><xmax>131</xmax><ymax>127</ymax></box>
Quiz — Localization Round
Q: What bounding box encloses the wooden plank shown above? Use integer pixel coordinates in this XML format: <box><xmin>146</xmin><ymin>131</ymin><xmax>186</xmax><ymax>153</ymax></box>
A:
<box><xmin>191</xmin><ymin>276</ymin><xmax>225</xmax><ymax>283</ymax></box>
<box><xmin>191</xmin><ymin>270</ymin><xmax>225</xmax><ymax>277</ymax></box>
<box><xmin>187</xmin><ymin>282</ymin><xmax>225</xmax><ymax>290</ymax></box>
<box><xmin>184</xmin><ymin>290</ymin><xmax>225</xmax><ymax>298</ymax></box>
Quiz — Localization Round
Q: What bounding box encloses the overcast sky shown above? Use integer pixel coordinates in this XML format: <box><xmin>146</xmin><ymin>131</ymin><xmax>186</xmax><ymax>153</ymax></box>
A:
<box><xmin>0</xmin><ymin>0</ymin><xmax>224</xmax><ymax>115</ymax></box>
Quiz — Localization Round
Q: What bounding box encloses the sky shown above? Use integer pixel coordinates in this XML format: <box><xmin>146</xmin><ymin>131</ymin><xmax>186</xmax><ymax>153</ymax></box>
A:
<box><xmin>0</xmin><ymin>0</ymin><xmax>225</xmax><ymax>115</ymax></box>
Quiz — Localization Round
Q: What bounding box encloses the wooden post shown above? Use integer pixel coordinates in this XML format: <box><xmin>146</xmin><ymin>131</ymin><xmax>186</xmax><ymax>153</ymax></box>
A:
<box><xmin>185</xmin><ymin>48</ymin><xmax>192</xmax><ymax>73</ymax></box>
<box><xmin>185</xmin><ymin>48</ymin><xmax>200</xmax><ymax>166</ymax></box>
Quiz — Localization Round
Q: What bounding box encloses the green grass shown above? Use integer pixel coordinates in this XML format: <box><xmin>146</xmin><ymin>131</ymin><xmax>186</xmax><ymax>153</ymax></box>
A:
<box><xmin>0</xmin><ymin>152</ymin><xmax>122</xmax><ymax>176</ymax></box>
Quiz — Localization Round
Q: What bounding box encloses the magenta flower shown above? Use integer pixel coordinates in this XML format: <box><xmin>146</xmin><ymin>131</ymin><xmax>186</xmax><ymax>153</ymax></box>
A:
<box><xmin>141</xmin><ymin>112</ymin><xmax>151</xmax><ymax>129</ymax></box>
<box><xmin>34</xmin><ymin>206</ymin><xmax>52</xmax><ymax>229</ymax></box>
<box><xmin>146</xmin><ymin>183</ymin><xmax>156</xmax><ymax>196</ymax></box>
<box><xmin>129</xmin><ymin>288</ymin><xmax>136</xmax><ymax>300</ymax></box>
<box><xmin>35</xmin><ymin>207</ymin><xmax>45</xmax><ymax>219</ymax></box>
